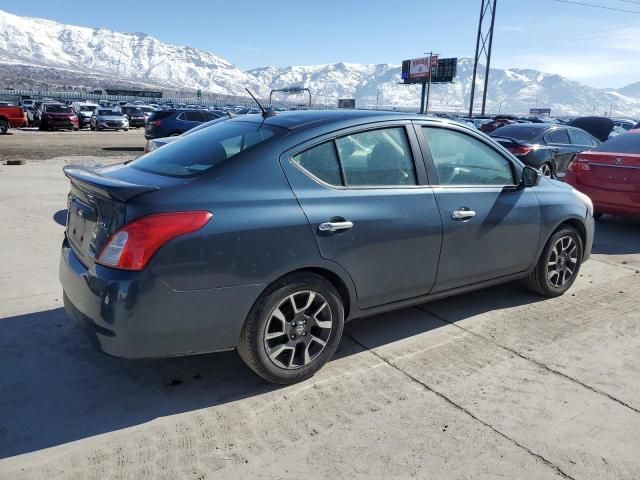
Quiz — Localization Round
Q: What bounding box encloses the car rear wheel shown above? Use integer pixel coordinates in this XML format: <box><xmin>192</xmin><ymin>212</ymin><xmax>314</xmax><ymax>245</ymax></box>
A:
<box><xmin>0</xmin><ymin>119</ymin><xmax>8</xmax><ymax>134</ymax></box>
<box><xmin>238</xmin><ymin>273</ymin><xmax>344</xmax><ymax>384</ymax></box>
<box><xmin>539</xmin><ymin>162</ymin><xmax>553</xmax><ymax>178</ymax></box>
<box><xmin>524</xmin><ymin>226</ymin><xmax>583</xmax><ymax>297</ymax></box>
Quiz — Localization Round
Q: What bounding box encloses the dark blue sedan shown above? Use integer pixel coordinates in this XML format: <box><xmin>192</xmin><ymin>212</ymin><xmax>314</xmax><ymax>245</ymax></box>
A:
<box><xmin>60</xmin><ymin>110</ymin><xmax>594</xmax><ymax>384</ymax></box>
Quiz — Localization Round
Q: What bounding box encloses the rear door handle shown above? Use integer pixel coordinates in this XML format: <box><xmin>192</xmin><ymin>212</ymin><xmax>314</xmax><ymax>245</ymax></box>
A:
<box><xmin>452</xmin><ymin>209</ymin><xmax>476</xmax><ymax>221</ymax></box>
<box><xmin>318</xmin><ymin>221</ymin><xmax>354</xmax><ymax>232</ymax></box>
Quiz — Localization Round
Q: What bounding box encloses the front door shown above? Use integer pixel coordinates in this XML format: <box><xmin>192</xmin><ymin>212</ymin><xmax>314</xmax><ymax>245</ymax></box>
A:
<box><xmin>281</xmin><ymin>124</ymin><xmax>443</xmax><ymax>309</ymax></box>
<box><xmin>418</xmin><ymin>124</ymin><xmax>541</xmax><ymax>292</ymax></box>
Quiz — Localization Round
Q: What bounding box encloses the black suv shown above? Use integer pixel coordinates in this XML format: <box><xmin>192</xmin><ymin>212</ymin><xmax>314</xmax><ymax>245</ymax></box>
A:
<box><xmin>144</xmin><ymin>109</ymin><xmax>225</xmax><ymax>139</ymax></box>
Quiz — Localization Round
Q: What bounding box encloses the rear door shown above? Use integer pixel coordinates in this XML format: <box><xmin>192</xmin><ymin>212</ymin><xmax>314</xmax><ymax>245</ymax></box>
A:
<box><xmin>544</xmin><ymin>128</ymin><xmax>575</xmax><ymax>178</ymax></box>
<box><xmin>417</xmin><ymin>123</ymin><xmax>541</xmax><ymax>292</ymax></box>
<box><xmin>280</xmin><ymin>122</ymin><xmax>443</xmax><ymax>309</ymax></box>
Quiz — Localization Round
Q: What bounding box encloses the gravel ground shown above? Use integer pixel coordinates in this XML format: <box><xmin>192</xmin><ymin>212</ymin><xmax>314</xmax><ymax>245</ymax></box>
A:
<box><xmin>0</xmin><ymin>127</ymin><xmax>146</xmax><ymax>162</ymax></box>
<box><xmin>0</xmin><ymin>137</ymin><xmax>639</xmax><ymax>479</ymax></box>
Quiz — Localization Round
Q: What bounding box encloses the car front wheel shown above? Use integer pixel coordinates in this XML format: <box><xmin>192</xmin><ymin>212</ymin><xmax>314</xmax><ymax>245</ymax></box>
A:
<box><xmin>524</xmin><ymin>226</ymin><xmax>583</xmax><ymax>297</ymax></box>
<box><xmin>238</xmin><ymin>273</ymin><xmax>345</xmax><ymax>384</ymax></box>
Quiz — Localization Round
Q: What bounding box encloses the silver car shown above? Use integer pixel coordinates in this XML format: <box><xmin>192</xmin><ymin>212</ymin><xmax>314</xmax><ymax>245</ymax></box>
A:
<box><xmin>90</xmin><ymin>109</ymin><xmax>129</xmax><ymax>131</ymax></box>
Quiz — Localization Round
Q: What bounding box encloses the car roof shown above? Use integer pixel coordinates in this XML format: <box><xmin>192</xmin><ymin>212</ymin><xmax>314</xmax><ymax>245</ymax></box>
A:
<box><xmin>231</xmin><ymin>110</ymin><xmax>432</xmax><ymax>131</ymax></box>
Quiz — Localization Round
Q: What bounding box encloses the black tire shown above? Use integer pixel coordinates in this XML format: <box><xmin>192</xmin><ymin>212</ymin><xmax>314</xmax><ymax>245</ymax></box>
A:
<box><xmin>0</xmin><ymin>119</ymin><xmax>8</xmax><ymax>134</ymax></box>
<box><xmin>238</xmin><ymin>273</ymin><xmax>345</xmax><ymax>384</ymax></box>
<box><xmin>524</xmin><ymin>226</ymin><xmax>583</xmax><ymax>297</ymax></box>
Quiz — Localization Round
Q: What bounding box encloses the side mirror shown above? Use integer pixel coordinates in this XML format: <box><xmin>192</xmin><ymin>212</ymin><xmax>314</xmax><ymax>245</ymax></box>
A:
<box><xmin>521</xmin><ymin>165</ymin><xmax>542</xmax><ymax>188</ymax></box>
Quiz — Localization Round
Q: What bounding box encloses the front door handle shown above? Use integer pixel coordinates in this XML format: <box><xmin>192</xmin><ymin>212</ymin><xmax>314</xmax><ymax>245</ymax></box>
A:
<box><xmin>452</xmin><ymin>209</ymin><xmax>476</xmax><ymax>221</ymax></box>
<box><xmin>318</xmin><ymin>221</ymin><xmax>354</xmax><ymax>232</ymax></box>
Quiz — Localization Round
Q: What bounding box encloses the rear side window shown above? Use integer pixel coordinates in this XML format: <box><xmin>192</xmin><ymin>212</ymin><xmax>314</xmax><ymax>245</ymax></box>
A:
<box><xmin>292</xmin><ymin>142</ymin><xmax>343</xmax><ymax>186</ymax></box>
<box><xmin>130</xmin><ymin>121</ymin><xmax>287</xmax><ymax>177</ymax></box>
<box><xmin>592</xmin><ymin>132</ymin><xmax>640</xmax><ymax>154</ymax></box>
<box><xmin>422</xmin><ymin>127</ymin><xmax>515</xmax><ymax>186</ymax></box>
<box><xmin>545</xmin><ymin>129</ymin><xmax>571</xmax><ymax>144</ymax></box>
<box><xmin>569</xmin><ymin>129</ymin><xmax>597</xmax><ymax>146</ymax></box>
<box><xmin>182</xmin><ymin>111</ymin><xmax>204</xmax><ymax>121</ymax></box>
<box><xmin>336</xmin><ymin>128</ymin><xmax>417</xmax><ymax>186</ymax></box>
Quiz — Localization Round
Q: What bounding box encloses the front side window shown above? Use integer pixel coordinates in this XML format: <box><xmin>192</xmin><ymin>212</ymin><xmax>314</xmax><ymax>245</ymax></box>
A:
<box><xmin>292</xmin><ymin>141</ymin><xmax>344</xmax><ymax>186</ymax></box>
<box><xmin>422</xmin><ymin>127</ymin><xmax>515</xmax><ymax>186</ymax></box>
<box><xmin>335</xmin><ymin>127</ymin><xmax>417</xmax><ymax>186</ymax></box>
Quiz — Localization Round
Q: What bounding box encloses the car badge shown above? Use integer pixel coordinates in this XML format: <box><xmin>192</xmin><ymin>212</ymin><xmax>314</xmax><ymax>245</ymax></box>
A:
<box><xmin>615</xmin><ymin>157</ymin><xmax>623</xmax><ymax>165</ymax></box>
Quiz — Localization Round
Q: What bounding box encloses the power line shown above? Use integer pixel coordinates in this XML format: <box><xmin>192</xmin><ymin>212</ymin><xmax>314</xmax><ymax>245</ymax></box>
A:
<box><xmin>552</xmin><ymin>0</ymin><xmax>640</xmax><ymax>15</ymax></box>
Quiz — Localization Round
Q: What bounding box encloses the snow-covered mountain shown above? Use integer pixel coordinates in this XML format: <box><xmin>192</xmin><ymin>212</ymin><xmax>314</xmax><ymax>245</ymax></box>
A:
<box><xmin>0</xmin><ymin>9</ymin><xmax>268</xmax><ymax>96</ymax></box>
<box><xmin>249</xmin><ymin>60</ymin><xmax>640</xmax><ymax>116</ymax></box>
<box><xmin>2</xmin><ymin>9</ymin><xmax>640</xmax><ymax>116</ymax></box>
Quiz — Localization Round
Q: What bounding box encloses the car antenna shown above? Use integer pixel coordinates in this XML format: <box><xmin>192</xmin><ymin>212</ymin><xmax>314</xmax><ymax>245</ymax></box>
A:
<box><xmin>245</xmin><ymin>88</ymin><xmax>276</xmax><ymax>118</ymax></box>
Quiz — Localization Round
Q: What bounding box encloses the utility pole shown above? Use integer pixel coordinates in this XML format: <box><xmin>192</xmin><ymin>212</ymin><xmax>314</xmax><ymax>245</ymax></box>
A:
<box><xmin>469</xmin><ymin>0</ymin><xmax>498</xmax><ymax>117</ymax></box>
<box><xmin>425</xmin><ymin>52</ymin><xmax>433</xmax><ymax>114</ymax></box>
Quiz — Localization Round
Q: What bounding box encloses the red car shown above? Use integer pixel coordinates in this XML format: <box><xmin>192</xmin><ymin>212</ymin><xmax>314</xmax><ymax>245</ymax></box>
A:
<box><xmin>0</xmin><ymin>105</ymin><xmax>28</xmax><ymax>134</ymax></box>
<box><xmin>566</xmin><ymin>129</ymin><xmax>640</xmax><ymax>218</ymax></box>
<box><xmin>39</xmin><ymin>103</ymin><xmax>79</xmax><ymax>131</ymax></box>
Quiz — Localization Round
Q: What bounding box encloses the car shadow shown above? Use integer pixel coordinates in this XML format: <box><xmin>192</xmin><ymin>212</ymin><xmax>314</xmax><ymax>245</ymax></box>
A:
<box><xmin>592</xmin><ymin>216</ymin><xmax>640</xmax><ymax>255</ymax></box>
<box><xmin>0</xmin><ymin>282</ymin><xmax>543</xmax><ymax>459</ymax></box>
<box><xmin>102</xmin><ymin>147</ymin><xmax>145</xmax><ymax>152</ymax></box>
<box><xmin>53</xmin><ymin>209</ymin><xmax>68</xmax><ymax>226</ymax></box>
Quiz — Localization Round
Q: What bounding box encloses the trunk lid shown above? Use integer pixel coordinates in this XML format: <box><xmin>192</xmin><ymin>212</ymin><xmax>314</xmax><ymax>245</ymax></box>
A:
<box><xmin>63</xmin><ymin>164</ymin><xmax>160</xmax><ymax>267</ymax></box>
<box><xmin>574</xmin><ymin>151</ymin><xmax>640</xmax><ymax>192</ymax></box>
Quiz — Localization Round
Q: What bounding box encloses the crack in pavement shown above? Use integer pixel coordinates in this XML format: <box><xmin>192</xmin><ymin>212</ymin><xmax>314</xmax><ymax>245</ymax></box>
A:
<box><xmin>418</xmin><ymin>306</ymin><xmax>640</xmax><ymax>416</ymax></box>
<box><xmin>344</xmin><ymin>332</ymin><xmax>576</xmax><ymax>480</ymax></box>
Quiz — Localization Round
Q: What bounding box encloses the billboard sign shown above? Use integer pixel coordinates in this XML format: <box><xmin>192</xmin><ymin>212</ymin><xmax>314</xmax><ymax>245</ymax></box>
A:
<box><xmin>529</xmin><ymin>108</ymin><xmax>551</xmax><ymax>116</ymax></box>
<box><xmin>338</xmin><ymin>98</ymin><xmax>356</xmax><ymax>109</ymax></box>
<box><xmin>401</xmin><ymin>57</ymin><xmax>457</xmax><ymax>84</ymax></box>
<box><xmin>402</xmin><ymin>55</ymin><xmax>439</xmax><ymax>80</ymax></box>
<box><xmin>104</xmin><ymin>89</ymin><xmax>162</xmax><ymax>98</ymax></box>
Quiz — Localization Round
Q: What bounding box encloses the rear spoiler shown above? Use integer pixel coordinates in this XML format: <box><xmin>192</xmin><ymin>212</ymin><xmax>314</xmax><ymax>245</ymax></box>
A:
<box><xmin>63</xmin><ymin>165</ymin><xmax>159</xmax><ymax>202</ymax></box>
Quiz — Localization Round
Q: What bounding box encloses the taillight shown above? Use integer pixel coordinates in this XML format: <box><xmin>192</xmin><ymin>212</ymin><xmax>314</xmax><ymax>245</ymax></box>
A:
<box><xmin>150</xmin><ymin>120</ymin><xmax>162</xmax><ymax>126</ymax></box>
<box><xmin>568</xmin><ymin>156</ymin><xmax>590</xmax><ymax>172</ymax></box>
<box><xmin>96</xmin><ymin>211</ymin><xmax>212</xmax><ymax>271</ymax></box>
<box><xmin>511</xmin><ymin>145</ymin><xmax>533</xmax><ymax>156</ymax></box>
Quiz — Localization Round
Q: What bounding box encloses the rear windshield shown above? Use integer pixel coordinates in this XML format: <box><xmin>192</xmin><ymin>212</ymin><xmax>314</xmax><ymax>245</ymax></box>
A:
<box><xmin>148</xmin><ymin>111</ymin><xmax>175</xmax><ymax>121</ymax></box>
<box><xmin>129</xmin><ymin>121</ymin><xmax>288</xmax><ymax>177</ymax></box>
<box><xmin>45</xmin><ymin>105</ymin><xmax>72</xmax><ymax>113</ymax></box>
<box><xmin>592</xmin><ymin>132</ymin><xmax>640</xmax><ymax>154</ymax></box>
<box><xmin>491</xmin><ymin>125</ymin><xmax>543</xmax><ymax>142</ymax></box>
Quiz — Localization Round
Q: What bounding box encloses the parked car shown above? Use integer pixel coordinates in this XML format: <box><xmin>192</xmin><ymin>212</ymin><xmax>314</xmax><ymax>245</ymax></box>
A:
<box><xmin>73</xmin><ymin>102</ymin><xmax>100</xmax><ymax>128</ymax></box>
<box><xmin>612</xmin><ymin>118</ymin><xmax>637</xmax><ymax>131</ymax></box>
<box><xmin>491</xmin><ymin>123</ymin><xmax>600</xmax><ymax>178</ymax></box>
<box><xmin>39</xmin><ymin>103</ymin><xmax>79</xmax><ymax>131</ymax></box>
<box><xmin>143</xmin><ymin>116</ymin><xmax>232</xmax><ymax>153</ymax></box>
<box><xmin>144</xmin><ymin>109</ymin><xmax>225</xmax><ymax>139</ymax></box>
<box><xmin>120</xmin><ymin>105</ymin><xmax>147</xmax><ymax>128</ymax></box>
<box><xmin>480</xmin><ymin>118</ymin><xmax>517</xmax><ymax>133</ymax></box>
<box><xmin>566</xmin><ymin>129</ymin><xmax>640</xmax><ymax>219</ymax></box>
<box><xmin>568</xmin><ymin>116</ymin><xmax>614</xmax><ymax>142</ymax></box>
<box><xmin>90</xmin><ymin>109</ymin><xmax>129</xmax><ymax>131</ymax></box>
<box><xmin>60</xmin><ymin>111</ymin><xmax>594</xmax><ymax>384</ymax></box>
<box><xmin>0</xmin><ymin>105</ymin><xmax>28</xmax><ymax>134</ymax></box>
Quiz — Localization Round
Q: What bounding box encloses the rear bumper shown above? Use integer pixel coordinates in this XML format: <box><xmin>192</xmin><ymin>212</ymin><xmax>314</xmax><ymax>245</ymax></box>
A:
<box><xmin>59</xmin><ymin>239</ymin><xmax>262</xmax><ymax>359</ymax></box>
<box><xmin>568</xmin><ymin>179</ymin><xmax>640</xmax><ymax>217</ymax></box>
<box><xmin>584</xmin><ymin>214</ymin><xmax>594</xmax><ymax>262</ymax></box>
<box><xmin>128</xmin><ymin>118</ymin><xmax>145</xmax><ymax>127</ymax></box>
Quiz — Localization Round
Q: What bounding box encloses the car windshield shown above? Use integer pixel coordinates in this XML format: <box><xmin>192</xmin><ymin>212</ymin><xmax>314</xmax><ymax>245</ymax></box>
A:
<box><xmin>491</xmin><ymin>125</ymin><xmax>543</xmax><ymax>142</ymax></box>
<box><xmin>98</xmin><ymin>110</ymin><xmax>121</xmax><ymax>116</ymax></box>
<box><xmin>129</xmin><ymin>121</ymin><xmax>288</xmax><ymax>177</ymax></box>
<box><xmin>80</xmin><ymin>106</ymin><xmax>97</xmax><ymax>112</ymax></box>
<box><xmin>124</xmin><ymin>107</ymin><xmax>143</xmax><ymax>114</ymax></box>
<box><xmin>45</xmin><ymin>105</ymin><xmax>72</xmax><ymax>113</ymax></box>
<box><xmin>592</xmin><ymin>132</ymin><xmax>640</xmax><ymax>154</ymax></box>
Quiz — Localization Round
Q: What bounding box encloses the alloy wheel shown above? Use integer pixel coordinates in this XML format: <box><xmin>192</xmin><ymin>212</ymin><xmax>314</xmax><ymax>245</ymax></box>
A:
<box><xmin>547</xmin><ymin>235</ymin><xmax>578</xmax><ymax>287</ymax></box>
<box><xmin>263</xmin><ymin>290</ymin><xmax>333</xmax><ymax>369</ymax></box>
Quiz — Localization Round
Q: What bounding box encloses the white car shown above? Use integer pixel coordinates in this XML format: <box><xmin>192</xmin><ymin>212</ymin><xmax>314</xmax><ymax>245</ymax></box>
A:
<box><xmin>90</xmin><ymin>109</ymin><xmax>129</xmax><ymax>131</ymax></box>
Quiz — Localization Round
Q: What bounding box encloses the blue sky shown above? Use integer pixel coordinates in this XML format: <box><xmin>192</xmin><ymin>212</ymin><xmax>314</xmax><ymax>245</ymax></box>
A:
<box><xmin>3</xmin><ymin>0</ymin><xmax>640</xmax><ymax>88</ymax></box>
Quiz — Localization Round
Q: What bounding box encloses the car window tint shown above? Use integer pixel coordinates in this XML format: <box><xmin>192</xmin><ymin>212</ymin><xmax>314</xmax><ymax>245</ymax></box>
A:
<box><xmin>422</xmin><ymin>127</ymin><xmax>515</xmax><ymax>186</ymax></box>
<box><xmin>185</xmin><ymin>111</ymin><xmax>203</xmax><ymax>122</ymax></box>
<box><xmin>335</xmin><ymin>127</ymin><xmax>417</xmax><ymax>187</ymax></box>
<box><xmin>292</xmin><ymin>141</ymin><xmax>344</xmax><ymax>187</ymax></box>
<box><xmin>130</xmin><ymin>122</ymin><xmax>286</xmax><ymax>177</ymax></box>
<box><xmin>545</xmin><ymin>129</ymin><xmax>570</xmax><ymax>144</ymax></box>
<box><xmin>569</xmin><ymin>129</ymin><xmax>596</xmax><ymax>146</ymax></box>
